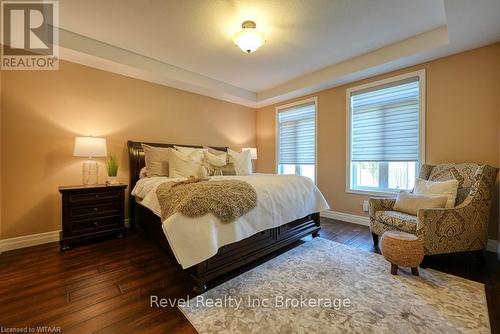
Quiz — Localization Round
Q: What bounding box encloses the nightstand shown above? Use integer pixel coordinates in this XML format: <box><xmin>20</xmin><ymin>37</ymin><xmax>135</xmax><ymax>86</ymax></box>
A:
<box><xmin>59</xmin><ymin>184</ymin><xmax>127</xmax><ymax>251</ymax></box>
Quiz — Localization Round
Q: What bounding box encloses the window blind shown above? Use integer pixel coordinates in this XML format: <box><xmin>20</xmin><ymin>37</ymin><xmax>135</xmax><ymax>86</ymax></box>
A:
<box><xmin>278</xmin><ymin>102</ymin><xmax>316</xmax><ymax>165</ymax></box>
<box><xmin>350</xmin><ymin>78</ymin><xmax>420</xmax><ymax>162</ymax></box>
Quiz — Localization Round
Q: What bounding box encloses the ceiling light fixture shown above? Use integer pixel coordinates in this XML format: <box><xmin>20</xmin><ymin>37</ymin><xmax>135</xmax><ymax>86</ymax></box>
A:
<box><xmin>233</xmin><ymin>20</ymin><xmax>266</xmax><ymax>54</ymax></box>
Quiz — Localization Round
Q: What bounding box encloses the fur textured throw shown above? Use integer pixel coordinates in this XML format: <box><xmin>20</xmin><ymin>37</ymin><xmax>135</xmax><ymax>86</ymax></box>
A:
<box><xmin>156</xmin><ymin>178</ymin><xmax>257</xmax><ymax>223</ymax></box>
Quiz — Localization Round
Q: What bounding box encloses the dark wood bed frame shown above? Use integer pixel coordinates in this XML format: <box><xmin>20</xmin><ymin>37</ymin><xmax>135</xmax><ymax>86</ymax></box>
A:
<box><xmin>127</xmin><ymin>140</ymin><xmax>321</xmax><ymax>292</ymax></box>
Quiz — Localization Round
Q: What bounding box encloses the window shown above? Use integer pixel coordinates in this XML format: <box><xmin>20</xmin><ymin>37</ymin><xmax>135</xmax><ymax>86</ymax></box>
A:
<box><xmin>347</xmin><ymin>70</ymin><xmax>425</xmax><ymax>194</ymax></box>
<box><xmin>276</xmin><ymin>97</ymin><xmax>317</xmax><ymax>182</ymax></box>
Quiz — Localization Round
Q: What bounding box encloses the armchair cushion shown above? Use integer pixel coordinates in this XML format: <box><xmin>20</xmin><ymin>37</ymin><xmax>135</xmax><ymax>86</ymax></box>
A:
<box><xmin>393</xmin><ymin>192</ymin><xmax>447</xmax><ymax>215</ymax></box>
<box><xmin>375</xmin><ymin>211</ymin><xmax>417</xmax><ymax>234</ymax></box>
<box><xmin>413</xmin><ymin>178</ymin><xmax>459</xmax><ymax>208</ymax></box>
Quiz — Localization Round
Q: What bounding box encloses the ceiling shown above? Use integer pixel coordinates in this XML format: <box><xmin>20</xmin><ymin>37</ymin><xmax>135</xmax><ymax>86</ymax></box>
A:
<box><xmin>56</xmin><ymin>0</ymin><xmax>500</xmax><ymax>107</ymax></box>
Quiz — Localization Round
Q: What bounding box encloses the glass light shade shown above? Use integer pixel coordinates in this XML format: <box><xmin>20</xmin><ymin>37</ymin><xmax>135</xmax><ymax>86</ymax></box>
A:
<box><xmin>242</xmin><ymin>147</ymin><xmax>258</xmax><ymax>160</ymax></box>
<box><xmin>233</xmin><ymin>28</ymin><xmax>265</xmax><ymax>53</ymax></box>
<box><xmin>73</xmin><ymin>137</ymin><xmax>107</xmax><ymax>157</ymax></box>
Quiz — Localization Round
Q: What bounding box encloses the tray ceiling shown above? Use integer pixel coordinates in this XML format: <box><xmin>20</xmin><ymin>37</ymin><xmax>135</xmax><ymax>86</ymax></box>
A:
<box><xmin>56</xmin><ymin>0</ymin><xmax>500</xmax><ymax>107</ymax></box>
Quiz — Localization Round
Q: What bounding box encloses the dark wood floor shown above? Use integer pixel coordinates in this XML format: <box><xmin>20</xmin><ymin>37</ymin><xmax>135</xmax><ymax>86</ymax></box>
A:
<box><xmin>1</xmin><ymin>218</ymin><xmax>499</xmax><ymax>333</ymax></box>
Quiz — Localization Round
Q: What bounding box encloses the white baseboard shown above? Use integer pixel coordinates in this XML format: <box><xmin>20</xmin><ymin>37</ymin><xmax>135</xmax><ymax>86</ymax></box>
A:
<box><xmin>486</xmin><ymin>239</ymin><xmax>498</xmax><ymax>253</ymax></box>
<box><xmin>0</xmin><ymin>230</ymin><xmax>60</xmax><ymax>253</ymax></box>
<box><xmin>320</xmin><ymin>210</ymin><xmax>499</xmax><ymax>253</ymax></box>
<box><xmin>320</xmin><ymin>210</ymin><xmax>370</xmax><ymax>226</ymax></box>
<box><xmin>0</xmin><ymin>218</ymin><xmax>131</xmax><ymax>254</ymax></box>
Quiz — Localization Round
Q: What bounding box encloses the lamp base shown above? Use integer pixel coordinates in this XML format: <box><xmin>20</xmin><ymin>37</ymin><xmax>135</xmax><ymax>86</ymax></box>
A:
<box><xmin>82</xmin><ymin>159</ymin><xmax>98</xmax><ymax>185</ymax></box>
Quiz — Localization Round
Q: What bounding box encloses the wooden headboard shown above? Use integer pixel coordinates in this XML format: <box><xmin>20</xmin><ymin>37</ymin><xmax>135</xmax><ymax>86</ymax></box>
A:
<box><xmin>127</xmin><ymin>140</ymin><xmax>227</xmax><ymax>193</ymax></box>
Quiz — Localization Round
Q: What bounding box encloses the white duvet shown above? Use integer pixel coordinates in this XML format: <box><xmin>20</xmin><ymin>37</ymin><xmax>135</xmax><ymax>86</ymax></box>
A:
<box><xmin>132</xmin><ymin>174</ymin><xmax>329</xmax><ymax>268</ymax></box>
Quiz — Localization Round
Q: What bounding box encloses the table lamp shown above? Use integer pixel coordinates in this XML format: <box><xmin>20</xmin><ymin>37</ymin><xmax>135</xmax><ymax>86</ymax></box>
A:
<box><xmin>242</xmin><ymin>147</ymin><xmax>258</xmax><ymax>160</ymax></box>
<box><xmin>73</xmin><ymin>136</ymin><xmax>107</xmax><ymax>185</ymax></box>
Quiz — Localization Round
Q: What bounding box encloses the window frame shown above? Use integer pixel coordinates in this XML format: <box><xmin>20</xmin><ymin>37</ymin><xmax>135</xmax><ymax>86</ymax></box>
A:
<box><xmin>275</xmin><ymin>96</ymin><xmax>318</xmax><ymax>183</ymax></box>
<box><xmin>345</xmin><ymin>70</ymin><xmax>426</xmax><ymax>196</ymax></box>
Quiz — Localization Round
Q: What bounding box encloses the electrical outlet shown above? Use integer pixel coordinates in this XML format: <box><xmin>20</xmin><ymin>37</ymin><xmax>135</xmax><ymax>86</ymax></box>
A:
<box><xmin>362</xmin><ymin>200</ymin><xmax>369</xmax><ymax>212</ymax></box>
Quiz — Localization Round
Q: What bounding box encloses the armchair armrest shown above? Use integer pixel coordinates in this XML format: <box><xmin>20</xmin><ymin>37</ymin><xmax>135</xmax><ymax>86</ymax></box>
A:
<box><xmin>369</xmin><ymin>198</ymin><xmax>396</xmax><ymax>223</ymax></box>
<box><xmin>416</xmin><ymin>200</ymin><xmax>488</xmax><ymax>254</ymax></box>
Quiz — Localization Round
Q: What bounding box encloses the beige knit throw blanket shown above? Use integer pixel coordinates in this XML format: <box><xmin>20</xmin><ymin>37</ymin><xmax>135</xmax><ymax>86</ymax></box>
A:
<box><xmin>155</xmin><ymin>178</ymin><xmax>257</xmax><ymax>223</ymax></box>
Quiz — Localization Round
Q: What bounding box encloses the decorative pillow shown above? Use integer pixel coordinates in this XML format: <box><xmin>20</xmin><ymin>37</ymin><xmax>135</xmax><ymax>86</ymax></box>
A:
<box><xmin>393</xmin><ymin>192</ymin><xmax>448</xmax><ymax>216</ymax></box>
<box><xmin>168</xmin><ymin>148</ymin><xmax>202</xmax><ymax>178</ymax></box>
<box><xmin>141</xmin><ymin>144</ymin><xmax>170</xmax><ymax>177</ymax></box>
<box><xmin>174</xmin><ymin>145</ymin><xmax>205</xmax><ymax>159</ymax></box>
<box><xmin>413</xmin><ymin>178</ymin><xmax>459</xmax><ymax>208</ymax></box>
<box><xmin>139</xmin><ymin>167</ymin><xmax>148</xmax><ymax>179</ymax></box>
<box><xmin>228</xmin><ymin>149</ymin><xmax>252</xmax><ymax>175</ymax></box>
<box><xmin>204</xmin><ymin>147</ymin><xmax>226</xmax><ymax>156</ymax></box>
<box><xmin>202</xmin><ymin>151</ymin><xmax>236</xmax><ymax>176</ymax></box>
<box><xmin>217</xmin><ymin>163</ymin><xmax>237</xmax><ymax>176</ymax></box>
<box><xmin>203</xmin><ymin>151</ymin><xmax>227</xmax><ymax>167</ymax></box>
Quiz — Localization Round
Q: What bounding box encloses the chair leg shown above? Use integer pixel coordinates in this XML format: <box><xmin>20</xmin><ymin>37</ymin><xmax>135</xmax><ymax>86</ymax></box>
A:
<box><xmin>390</xmin><ymin>263</ymin><xmax>398</xmax><ymax>275</ymax></box>
<box><xmin>372</xmin><ymin>233</ymin><xmax>379</xmax><ymax>247</ymax></box>
<box><xmin>475</xmin><ymin>250</ymin><xmax>485</xmax><ymax>264</ymax></box>
<box><xmin>419</xmin><ymin>255</ymin><xmax>429</xmax><ymax>268</ymax></box>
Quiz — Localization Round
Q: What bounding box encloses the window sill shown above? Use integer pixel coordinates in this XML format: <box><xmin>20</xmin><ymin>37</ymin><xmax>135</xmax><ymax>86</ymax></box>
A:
<box><xmin>345</xmin><ymin>188</ymin><xmax>399</xmax><ymax>197</ymax></box>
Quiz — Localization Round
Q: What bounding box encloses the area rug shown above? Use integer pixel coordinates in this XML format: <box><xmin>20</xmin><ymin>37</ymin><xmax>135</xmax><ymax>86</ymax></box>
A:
<box><xmin>179</xmin><ymin>238</ymin><xmax>490</xmax><ymax>333</ymax></box>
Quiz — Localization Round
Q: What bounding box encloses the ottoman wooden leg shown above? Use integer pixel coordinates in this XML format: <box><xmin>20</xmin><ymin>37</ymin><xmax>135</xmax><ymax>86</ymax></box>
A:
<box><xmin>390</xmin><ymin>263</ymin><xmax>398</xmax><ymax>275</ymax></box>
<box><xmin>411</xmin><ymin>267</ymin><xmax>419</xmax><ymax>276</ymax></box>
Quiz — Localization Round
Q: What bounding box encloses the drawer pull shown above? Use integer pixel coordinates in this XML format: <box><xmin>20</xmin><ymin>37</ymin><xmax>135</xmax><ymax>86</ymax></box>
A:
<box><xmin>95</xmin><ymin>195</ymin><xmax>99</xmax><ymax>199</ymax></box>
<box><xmin>93</xmin><ymin>207</ymin><xmax>98</xmax><ymax>212</ymax></box>
<box><xmin>94</xmin><ymin>221</ymin><xmax>99</xmax><ymax>226</ymax></box>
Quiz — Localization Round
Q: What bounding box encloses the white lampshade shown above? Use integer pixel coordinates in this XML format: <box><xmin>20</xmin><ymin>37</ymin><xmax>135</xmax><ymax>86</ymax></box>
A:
<box><xmin>242</xmin><ymin>147</ymin><xmax>258</xmax><ymax>160</ymax></box>
<box><xmin>73</xmin><ymin>137</ymin><xmax>107</xmax><ymax>158</ymax></box>
<box><xmin>233</xmin><ymin>21</ymin><xmax>265</xmax><ymax>53</ymax></box>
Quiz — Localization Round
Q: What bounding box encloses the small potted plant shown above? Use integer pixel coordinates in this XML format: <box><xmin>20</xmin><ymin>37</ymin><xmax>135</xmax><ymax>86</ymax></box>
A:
<box><xmin>106</xmin><ymin>155</ymin><xmax>119</xmax><ymax>185</ymax></box>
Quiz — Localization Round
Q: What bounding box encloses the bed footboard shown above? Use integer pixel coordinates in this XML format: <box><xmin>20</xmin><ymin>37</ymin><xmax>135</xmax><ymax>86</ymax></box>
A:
<box><xmin>189</xmin><ymin>212</ymin><xmax>321</xmax><ymax>292</ymax></box>
<box><xmin>135</xmin><ymin>200</ymin><xmax>320</xmax><ymax>293</ymax></box>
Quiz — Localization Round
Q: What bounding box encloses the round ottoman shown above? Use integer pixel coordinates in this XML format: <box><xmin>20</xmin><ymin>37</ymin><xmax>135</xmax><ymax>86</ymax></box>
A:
<box><xmin>379</xmin><ymin>231</ymin><xmax>424</xmax><ymax>276</ymax></box>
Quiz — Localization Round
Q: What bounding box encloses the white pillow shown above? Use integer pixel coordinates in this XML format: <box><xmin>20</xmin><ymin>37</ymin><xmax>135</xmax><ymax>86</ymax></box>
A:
<box><xmin>172</xmin><ymin>146</ymin><xmax>204</xmax><ymax>162</ymax></box>
<box><xmin>413</xmin><ymin>178</ymin><xmax>459</xmax><ymax>208</ymax></box>
<box><xmin>227</xmin><ymin>149</ymin><xmax>252</xmax><ymax>175</ymax></box>
<box><xmin>204</xmin><ymin>147</ymin><xmax>226</xmax><ymax>156</ymax></box>
<box><xmin>168</xmin><ymin>148</ymin><xmax>202</xmax><ymax>178</ymax></box>
<box><xmin>393</xmin><ymin>192</ymin><xmax>448</xmax><ymax>216</ymax></box>
<box><xmin>174</xmin><ymin>145</ymin><xmax>205</xmax><ymax>158</ymax></box>
<box><xmin>203</xmin><ymin>151</ymin><xmax>227</xmax><ymax>167</ymax></box>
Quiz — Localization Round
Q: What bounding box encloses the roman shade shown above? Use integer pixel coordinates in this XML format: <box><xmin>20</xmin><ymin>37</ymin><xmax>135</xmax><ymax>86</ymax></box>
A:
<box><xmin>278</xmin><ymin>102</ymin><xmax>315</xmax><ymax>165</ymax></box>
<box><xmin>350</xmin><ymin>78</ymin><xmax>420</xmax><ymax>162</ymax></box>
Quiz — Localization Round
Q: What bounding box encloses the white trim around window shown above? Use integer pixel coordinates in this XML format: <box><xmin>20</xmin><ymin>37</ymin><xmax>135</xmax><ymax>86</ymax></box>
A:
<box><xmin>345</xmin><ymin>70</ymin><xmax>426</xmax><ymax>196</ymax></box>
<box><xmin>275</xmin><ymin>96</ymin><xmax>318</xmax><ymax>183</ymax></box>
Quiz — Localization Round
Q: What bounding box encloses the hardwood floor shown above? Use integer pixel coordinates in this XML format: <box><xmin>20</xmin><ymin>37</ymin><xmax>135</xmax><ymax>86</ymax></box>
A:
<box><xmin>0</xmin><ymin>218</ymin><xmax>499</xmax><ymax>333</ymax></box>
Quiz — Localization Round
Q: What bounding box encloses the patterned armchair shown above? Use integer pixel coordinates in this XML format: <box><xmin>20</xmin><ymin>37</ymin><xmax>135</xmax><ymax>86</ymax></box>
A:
<box><xmin>369</xmin><ymin>163</ymin><xmax>498</xmax><ymax>255</ymax></box>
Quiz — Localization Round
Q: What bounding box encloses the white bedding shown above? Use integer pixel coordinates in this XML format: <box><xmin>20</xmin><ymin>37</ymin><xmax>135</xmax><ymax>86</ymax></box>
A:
<box><xmin>132</xmin><ymin>174</ymin><xmax>329</xmax><ymax>268</ymax></box>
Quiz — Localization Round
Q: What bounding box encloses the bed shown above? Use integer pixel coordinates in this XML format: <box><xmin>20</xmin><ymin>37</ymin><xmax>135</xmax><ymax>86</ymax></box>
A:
<box><xmin>127</xmin><ymin>140</ymin><xmax>328</xmax><ymax>292</ymax></box>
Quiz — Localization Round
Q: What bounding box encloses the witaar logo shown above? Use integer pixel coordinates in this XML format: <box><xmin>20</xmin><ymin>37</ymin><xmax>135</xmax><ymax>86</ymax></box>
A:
<box><xmin>1</xmin><ymin>0</ymin><xmax>59</xmax><ymax>70</ymax></box>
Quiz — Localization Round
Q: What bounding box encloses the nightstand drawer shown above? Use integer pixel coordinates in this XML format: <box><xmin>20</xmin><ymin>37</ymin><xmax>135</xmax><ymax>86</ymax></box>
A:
<box><xmin>68</xmin><ymin>202</ymin><xmax>120</xmax><ymax>220</ymax></box>
<box><xmin>68</xmin><ymin>190</ymin><xmax>122</xmax><ymax>204</ymax></box>
<box><xmin>69</xmin><ymin>216</ymin><xmax>121</xmax><ymax>234</ymax></box>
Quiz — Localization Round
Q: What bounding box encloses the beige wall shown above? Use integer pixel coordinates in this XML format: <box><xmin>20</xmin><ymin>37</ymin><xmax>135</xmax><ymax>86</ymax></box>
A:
<box><xmin>256</xmin><ymin>43</ymin><xmax>500</xmax><ymax>239</ymax></box>
<box><xmin>0</xmin><ymin>68</ymin><xmax>2</xmax><ymax>240</ymax></box>
<box><xmin>1</xmin><ymin>60</ymin><xmax>255</xmax><ymax>239</ymax></box>
<box><xmin>1</xmin><ymin>43</ymin><xmax>499</xmax><ymax>241</ymax></box>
